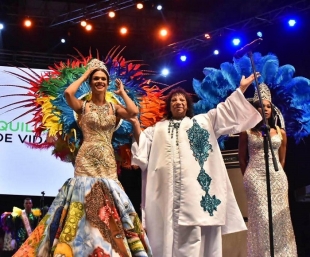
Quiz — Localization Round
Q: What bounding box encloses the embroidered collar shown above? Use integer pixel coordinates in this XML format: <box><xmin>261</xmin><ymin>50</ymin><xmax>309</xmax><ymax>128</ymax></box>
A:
<box><xmin>168</xmin><ymin>118</ymin><xmax>184</xmax><ymax>146</ymax></box>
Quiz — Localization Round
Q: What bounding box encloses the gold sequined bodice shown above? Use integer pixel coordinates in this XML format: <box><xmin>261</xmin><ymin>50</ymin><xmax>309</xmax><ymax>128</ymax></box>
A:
<box><xmin>74</xmin><ymin>101</ymin><xmax>118</xmax><ymax>179</ymax></box>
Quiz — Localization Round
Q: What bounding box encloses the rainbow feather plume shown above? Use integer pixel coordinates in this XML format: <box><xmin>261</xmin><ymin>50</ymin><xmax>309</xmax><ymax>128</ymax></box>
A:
<box><xmin>0</xmin><ymin>47</ymin><xmax>169</xmax><ymax>167</ymax></box>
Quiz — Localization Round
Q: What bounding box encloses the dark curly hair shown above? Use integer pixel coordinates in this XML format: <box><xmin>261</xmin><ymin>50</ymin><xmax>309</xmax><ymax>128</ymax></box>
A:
<box><xmin>164</xmin><ymin>87</ymin><xmax>194</xmax><ymax>119</ymax></box>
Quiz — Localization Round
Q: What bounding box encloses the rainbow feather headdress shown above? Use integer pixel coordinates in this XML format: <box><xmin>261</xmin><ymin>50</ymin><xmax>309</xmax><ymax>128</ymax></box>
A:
<box><xmin>193</xmin><ymin>52</ymin><xmax>310</xmax><ymax>142</ymax></box>
<box><xmin>0</xmin><ymin>47</ymin><xmax>168</xmax><ymax>167</ymax></box>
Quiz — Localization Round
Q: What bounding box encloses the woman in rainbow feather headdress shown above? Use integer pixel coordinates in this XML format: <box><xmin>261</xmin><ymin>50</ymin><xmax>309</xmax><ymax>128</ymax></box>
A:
<box><xmin>8</xmin><ymin>52</ymin><xmax>154</xmax><ymax>256</ymax></box>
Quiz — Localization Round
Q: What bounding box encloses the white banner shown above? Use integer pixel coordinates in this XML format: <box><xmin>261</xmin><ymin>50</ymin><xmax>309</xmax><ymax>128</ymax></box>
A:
<box><xmin>0</xmin><ymin>66</ymin><xmax>73</xmax><ymax>197</ymax></box>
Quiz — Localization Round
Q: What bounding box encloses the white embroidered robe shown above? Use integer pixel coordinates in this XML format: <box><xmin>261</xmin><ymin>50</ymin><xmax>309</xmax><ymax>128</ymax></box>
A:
<box><xmin>131</xmin><ymin>89</ymin><xmax>262</xmax><ymax>257</ymax></box>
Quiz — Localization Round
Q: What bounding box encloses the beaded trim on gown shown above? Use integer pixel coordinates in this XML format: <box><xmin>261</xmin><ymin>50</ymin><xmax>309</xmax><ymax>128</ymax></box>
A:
<box><xmin>13</xmin><ymin>101</ymin><xmax>152</xmax><ymax>257</ymax></box>
<box><xmin>243</xmin><ymin>130</ymin><xmax>297</xmax><ymax>257</ymax></box>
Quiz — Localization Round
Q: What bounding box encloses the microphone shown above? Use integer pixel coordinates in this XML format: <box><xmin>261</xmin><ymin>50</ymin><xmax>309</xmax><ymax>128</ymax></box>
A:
<box><xmin>234</xmin><ymin>38</ymin><xmax>263</xmax><ymax>59</ymax></box>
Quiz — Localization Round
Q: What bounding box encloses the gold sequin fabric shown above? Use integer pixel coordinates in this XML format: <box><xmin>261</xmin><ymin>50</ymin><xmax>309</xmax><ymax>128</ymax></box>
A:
<box><xmin>244</xmin><ymin>131</ymin><xmax>297</xmax><ymax>257</ymax></box>
<box><xmin>74</xmin><ymin>101</ymin><xmax>118</xmax><ymax>180</ymax></box>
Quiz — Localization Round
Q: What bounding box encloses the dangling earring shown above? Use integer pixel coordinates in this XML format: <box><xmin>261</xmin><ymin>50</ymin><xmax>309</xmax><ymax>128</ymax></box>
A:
<box><xmin>274</xmin><ymin>115</ymin><xmax>278</xmax><ymax>127</ymax></box>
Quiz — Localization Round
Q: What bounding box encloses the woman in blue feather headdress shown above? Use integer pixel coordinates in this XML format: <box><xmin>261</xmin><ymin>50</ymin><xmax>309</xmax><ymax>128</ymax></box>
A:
<box><xmin>192</xmin><ymin>52</ymin><xmax>309</xmax><ymax>257</ymax></box>
<box><xmin>239</xmin><ymin>83</ymin><xmax>297</xmax><ymax>256</ymax></box>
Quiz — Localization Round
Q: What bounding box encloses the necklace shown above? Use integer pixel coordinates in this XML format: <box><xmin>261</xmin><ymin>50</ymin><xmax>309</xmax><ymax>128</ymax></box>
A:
<box><xmin>168</xmin><ymin>119</ymin><xmax>183</xmax><ymax>146</ymax></box>
<box><xmin>90</xmin><ymin>101</ymin><xmax>109</xmax><ymax>114</ymax></box>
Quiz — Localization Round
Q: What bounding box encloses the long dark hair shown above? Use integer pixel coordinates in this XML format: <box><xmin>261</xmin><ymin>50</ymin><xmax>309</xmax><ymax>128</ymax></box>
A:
<box><xmin>88</xmin><ymin>68</ymin><xmax>110</xmax><ymax>84</ymax></box>
<box><xmin>164</xmin><ymin>87</ymin><xmax>194</xmax><ymax>119</ymax></box>
<box><xmin>251</xmin><ymin>100</ymin><xmax>276</xmax><ymax>132</ymax></box>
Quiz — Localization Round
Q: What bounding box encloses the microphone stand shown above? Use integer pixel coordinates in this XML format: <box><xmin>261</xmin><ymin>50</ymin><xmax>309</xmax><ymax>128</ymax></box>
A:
<box><xmin>247</xmin><ymin>51</ymin><xmax>279</xmax><ymax>257</ymax></box>
<box><xmin>40</xmin><ymin>191</ymin><xmax>45</xmax><ymax>221</ymax></box>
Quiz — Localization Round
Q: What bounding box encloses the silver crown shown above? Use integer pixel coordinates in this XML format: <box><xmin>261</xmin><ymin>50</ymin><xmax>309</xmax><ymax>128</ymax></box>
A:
<box><xmin>87</xmin><ymin>58</ymin><xmax>109</xmax><ymax>76</ymax></box>
<box><xmin>253</xmin><ymin>83</ymin><xmax>272</xmax><ymax>103</ymax></box>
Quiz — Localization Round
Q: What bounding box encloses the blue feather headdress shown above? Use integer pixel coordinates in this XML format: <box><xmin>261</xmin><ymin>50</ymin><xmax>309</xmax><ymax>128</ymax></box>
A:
<box><xmin>193</xmin><ymin>52</ymin><xmax>310</xmax><ymax>143</ymax></box>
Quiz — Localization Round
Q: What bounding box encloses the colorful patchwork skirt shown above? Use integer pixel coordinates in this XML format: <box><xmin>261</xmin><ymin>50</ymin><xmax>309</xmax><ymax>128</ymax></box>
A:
<box><xmin>13</xmin><ymin>176</ymin><xmax>152</xmax><ymax>257</ymax></box>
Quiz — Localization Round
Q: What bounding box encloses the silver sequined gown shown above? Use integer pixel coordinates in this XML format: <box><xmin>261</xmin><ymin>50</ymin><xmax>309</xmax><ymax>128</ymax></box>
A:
<box><xmin>243</xmin><ymin>130</ymin><xmax>297</xmax><ymax>257</ymax></box>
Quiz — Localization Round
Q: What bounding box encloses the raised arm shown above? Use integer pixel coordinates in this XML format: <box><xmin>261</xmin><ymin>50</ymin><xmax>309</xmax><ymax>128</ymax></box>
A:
<box><xmin>238</xmin><ymin>131</ymin><xmax>249</xmax><ymax>175</ymax></box>
<box><xmin>239</xmin><ymin>73</ymin><xmax>259</xmax><ymax>93</ymax></box>
<box><xmin>131</xmin><ymin>124</ymin><xmax>154</xmax><ymax>172</ymax></box>
<box><xmin>203</xmin><ymin>73</ymin><xmax>262</xmax><ymax>138</ymax></box>
<box><xmin>128</xmin><ymin>116</ymin><xmax>141</xmax><ymax>145</ymax></box>
<box><xmin>64</xmin><ymin>68</ymin><xmax>94</xmax><ymax>113</ymax></box>
<box><xmin>278</xmin><ymin>129</ymin><xmax>287</xmax><ymax>168</ymax></box>
<box><xmin>114</xmin><ymin>78</ymin><xmax>139</xmax><ymax>119</ymax></box>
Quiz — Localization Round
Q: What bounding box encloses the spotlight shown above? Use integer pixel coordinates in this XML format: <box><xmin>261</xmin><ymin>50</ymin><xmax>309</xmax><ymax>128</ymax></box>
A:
<box><xmin>24</xmin><ymin>19</ymin><xmax>32</xmax><ymax>28</ymax></box>
<box><xmin>157</xmin><ymin>5</ymin><xmax>163</xmax><ymax>11</ymax></box>
<box><xmin>288</xmin><ymin>19</ymin><xmax>296</xmax><ymax>27</ymax></box>
<box><xmin>180</xmin><ymin>55</ymin><xmax>187</xmax><ymax>62</ymax></box>
<box><xmin>108</xmin><ymin>11</ymin><xmax>115</xmax><ymax>18</ymax></box>
<box><xmin>85</xmin><ymin>24</ymin><xmax>92</xmax><ymax>31</ymax></box>
<box><xmin>80</xmin><ymin>20</ymin><xmax>87</xmax><ymax>27</ymax></box>
<box><xmin>159</xmin><ymin>28</ymin><xmax>168</xmax><ymax>37</ymax></box>
<box><xmin>232</xmin><ymin>38</ymin><xmax>240</xmax><ymax>46</ymax></box>
<box><xmin>0</xmin><ymin>23</ymin><xmax>3</xmax><ymax>30</ymax></box>
<box><xmin>120</xmin><ymin>27</ymin><xmax>128</xmax><ymax>35</ymax></box>
<box><xmin>257</xmin><ymin>31</ymin><xmax>263</xmax><ymax>38</ymax></box>
<box><xmin>61</xmin><ymin>38</ymin><xmax>65</xmax><ymax>43</ymax></box>
<box><xmin>137</xmin><ymin>3</ymin><xmax>143</xmax><ymax>9</ymax></box>
<box><xmin>213</xmin><ymin>50</ymin><xmax>219</xmax><ymax>55</ymax></box>
<box><xmin>161</xmin><ymin>68</ymin><xmax>169</xmax><ymax>77</ymax></box>
<box><xmin>204</xmin><ymin>33</ymin><xmax>211</xmax><ymax>39</ymax></box>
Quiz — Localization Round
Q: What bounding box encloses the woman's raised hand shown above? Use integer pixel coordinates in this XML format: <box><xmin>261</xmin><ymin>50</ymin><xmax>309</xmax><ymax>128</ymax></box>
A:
<box><xmin>239</xmin><ymin>72</ymin><xmax>260</xmax><ymax>93</ymax></box>
<box><xmin>114</xmin><ymin>78</ymin><xmax>126</xmax><ymax>96</ymax></box>
<box><xmin>81</xmin><ymin>67</ymin><xmax>96</xmax><ymax>82</ymax></box>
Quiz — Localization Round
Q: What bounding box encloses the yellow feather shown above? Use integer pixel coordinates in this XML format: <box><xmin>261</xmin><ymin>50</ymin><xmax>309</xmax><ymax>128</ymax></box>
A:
<box><xmin>32</xmin><ymin>208</ymin><xmax>42</xmax><ymax>217</ymax></box>
<box><xmin>12</xmin><ymin>207</ymin><xmax>22</xmax><ymax>217</ymax></box>
<box><xmin>37</xmin><ymin>96</ymin><xmax>62</xmax><ymax>137</ymax></box>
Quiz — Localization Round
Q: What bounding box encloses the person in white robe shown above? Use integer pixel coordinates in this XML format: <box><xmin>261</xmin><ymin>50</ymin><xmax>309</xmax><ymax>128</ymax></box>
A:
<box><xmin>130</xmin><ymin>74</ymin><xmax>262</xmax><ymax>257</ymax></box>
